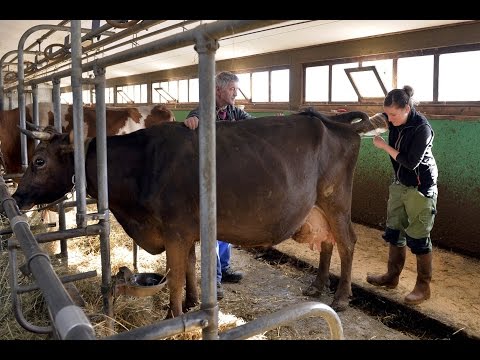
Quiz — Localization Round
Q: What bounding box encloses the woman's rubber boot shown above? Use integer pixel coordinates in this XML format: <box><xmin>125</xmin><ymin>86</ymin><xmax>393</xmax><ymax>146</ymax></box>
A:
<box><xmin>366</xmin><ymin>245</ymin><xmax>406</xmax><ymax>288</ymax></box>
<box><xmin>404</xmin><ymin>252</ymin><xmax>432</xmax><ymax>305</ymax></box>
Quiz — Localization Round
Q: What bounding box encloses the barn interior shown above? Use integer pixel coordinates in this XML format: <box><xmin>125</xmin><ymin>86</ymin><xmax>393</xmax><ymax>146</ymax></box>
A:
<box><xmin>0</xmin><ymin>20</ymin><xmax>479</xmax><ymax>342</ymax></box>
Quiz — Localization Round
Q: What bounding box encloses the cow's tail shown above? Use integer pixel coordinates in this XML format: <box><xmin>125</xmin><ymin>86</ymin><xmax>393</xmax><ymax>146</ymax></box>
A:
<box><xmin>299</xmin><ymin>107</ymin><xmax>388</xmax><ymax>136</ymax></box>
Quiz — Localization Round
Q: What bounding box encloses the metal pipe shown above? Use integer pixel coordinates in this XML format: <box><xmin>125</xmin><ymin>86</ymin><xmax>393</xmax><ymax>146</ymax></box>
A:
<box><xmin>28</xmin><ymin>21</ymin><xmax>286</xmax><ymax>86</ymax></box>
<box><xmin>18</xmin><ymin>270</ymin><xmax>97</xmax><ymax>294</ymax></box>
<box><xmin>0</xmin><ymin>50</ymin><xmax>39</xmax><ymax>111</ymax></box>
<box><xmin>91</xmin><ymin>20</ymin><xmax>199</xmax><ymax>59</ymax></box>
<box><xmin>8</xmin><ymin>245</ymin><xmax>52</xmax><ymax>334</ymax></box>
<box><xmin>93</xmin><ymin>65</ymin><xmax>114</xmax><ymax>327</ymax></box>
<box><xmin>16</xmin><ymin>25</ymin><xmax>95</xmax><ymax>170</ymax></box>
<box><xmin>31</xmin><ymin>84</ymin><xmax>39</xmax><ymax>147</ymax></box>
<box><xmin>104</xmin><ymin>309</ymin><xmax>210</xmax><ymax>340</ymax></box>
<box><xmin>36</xmin><ymin>23</ymin><xmax>116</xmax><ymax>65</ymax></box>
<box><xmin>8</xmin><ymin>224</ymin><xmax>103</xmax><ymax>247</ymax></box>
<box><xmin>196</xmin><ymin>30</ymin><xmax>220</xmax><ymax>341</ymax></box>
<box><xmin>52</xmin><ymin>78</ymin><xmax>62</xmax><ymax>133</ymax></box>
<box><xmin>0</xmin><ymin>175</ymin><xmax>95</xmax><ymax>339</ymax></box>
<box><xmin>10</xmin><ymin>21</ymin><xmax>163</xmax><ymax>86</ymax></box>
<box><xmin>81</xmin><ymin>20</ymin><xmax>165</xmax><ymax>54</ymax></box>
<box><xmin>219</xmin><ymin>301</ymin><xmax>344</xmax><ymax>340</ymax></box>
<box><xmin>70</xmin><ymin>21</ymin><xmax>87</xmax><ymax>228</ymax></box>
<box><xmin>57</xmin><ymin>200</ymin><xmax>68</xmax><ymax>259</ymax></box>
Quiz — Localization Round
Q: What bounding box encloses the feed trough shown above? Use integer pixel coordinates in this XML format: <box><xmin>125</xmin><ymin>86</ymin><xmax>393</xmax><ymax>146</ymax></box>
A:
<box><xmin>114</xmin><ymin>266</ymin><xmax>167</xmax><ymax>297</ymax></box>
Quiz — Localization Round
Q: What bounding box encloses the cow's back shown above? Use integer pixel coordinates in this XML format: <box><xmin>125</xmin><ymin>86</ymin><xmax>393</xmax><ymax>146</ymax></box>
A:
<box><xmin>85</xmin><ymin>115</ymin><xmax>361</xmax><ymax>250</ymax></box>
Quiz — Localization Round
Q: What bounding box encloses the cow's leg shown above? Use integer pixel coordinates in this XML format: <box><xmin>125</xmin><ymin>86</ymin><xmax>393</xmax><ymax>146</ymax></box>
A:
<box><xmin>183</xmin><ymin>243</ymin><xmax>199</xmax><ymax>312</ymax></box>
<box><xmin>329</xmin><ymin>217</ymin><xmax>356</xmax><ymax>312</ymax></box>
<box><xmin>303</xmin><ymin>240</ymin><xmax>333</xmax><ymax>296</ymax></box>
<box><xmin>165</xmin><ymin>242</ymin><xmax>189</xmax><ymax>318</ymax></box>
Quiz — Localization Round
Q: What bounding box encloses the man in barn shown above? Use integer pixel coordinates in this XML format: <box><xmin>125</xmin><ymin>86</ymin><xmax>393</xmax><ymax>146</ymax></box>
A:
<box><xmin>184</xmin><ymin>71</ymin><xmax>253</xmax><ymax>300</ymax></box>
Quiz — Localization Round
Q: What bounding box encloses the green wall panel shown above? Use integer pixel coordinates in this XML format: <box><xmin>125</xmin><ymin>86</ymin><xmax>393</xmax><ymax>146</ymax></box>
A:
<box><xmin>353</xmin><ymin>119</ymin><xmax>480</xmax><ymax>258</ymax></box>
<box><xmin>169</xmin><ymin>110</ymin><xmax>480</xmax><ymax>258</ymax></box>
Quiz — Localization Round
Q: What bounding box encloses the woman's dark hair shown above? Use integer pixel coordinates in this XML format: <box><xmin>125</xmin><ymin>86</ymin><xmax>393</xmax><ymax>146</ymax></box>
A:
<box><xmin>384</xmin><ymin>85</ymin><xmax>417</xmax><ymax>109</ymax></box>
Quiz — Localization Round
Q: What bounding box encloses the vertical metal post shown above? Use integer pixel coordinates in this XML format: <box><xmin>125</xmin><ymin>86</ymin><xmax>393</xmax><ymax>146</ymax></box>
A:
<box><xmin>53</xmin><ymin>77</ymin><xmax>68</xmax><ymax>256</ymax></box>
<box><xmin>17</xmin><ymin>40</ymin><xmax>28</xmax><ymax>172</ymax></box>
<box><xmin>52</xmin><ymin>78</ymin><xmax>62</xmax><ymax>133</ymax></box>
<box><xmin>195</xmin><ymin>30</ymin><xmax>220</xmax><ymax>341</ymax></box>
<box><xmin>93</xmin><ymin>65</ymin><xmax>113</xmax><ymax>329</ymax></box>
<box><xmin>32</xmin><ymin>84</ymin><xmax>40</xmax><ymax>147</ymax></box>
<box><xmin>70</xmin><ymin>20</ymin><xmax>87</xmax><ymax>228</ymax></box>
<box><xmin>57</xmin><ymin>201</ymin><xmax>68</xmax><ymax>259</ymax></box>
<box><xmin>0</xmin><ymin>70</ymin><xmax>4</xmax><ymax>111</ymax></box>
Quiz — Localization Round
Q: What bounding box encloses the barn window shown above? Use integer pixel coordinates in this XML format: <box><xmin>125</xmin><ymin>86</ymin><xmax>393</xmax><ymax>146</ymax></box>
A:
<box><xmin>305</xmin><ymin>65</ymin><xmax>329</xmax><ymax>102</ymax></box>
<box><xmin>82</xmin><ymin>89</ymin><xmax>91</xmax><ymax>105</ymax></box>
<box><xmin>344</xmin><ymin>66</ymin><xmax>387</xmax><ymax>102</ymax></box>
<box><xmin>251</xmin><ymin>71</ymin><xmax>269</xmax><ymax>102</ymax></box>
<box><xmin>271</xmin><ymin>69</ymin><xmax>289</xmax><ymax>102</ymax></box>
<box><xmin>117</xmin><ymin>84</ymin><xmax>147</xmax><ymax>104</ymax></box>
<box><xmin>439</xmin><ymin>50</ymin><xmax>480</xmax><ymax>101</ymax></box>
<box><xmin>61</xmin><ymin>92</ymin><xmax>73</xmax><ymax>104</ymax></box>
<box><xmin>189</xmin><ymin>78</ymin><xmax>199</xmax><ymax>102</ymax></box>
<box><xmin>235</xmin><ymin>73</ymin><xmax>251</xmax><ymax>101</ymax></box>
<box><xmin>332</xmin><ymin>62</ymin><xmax>359</xmax><ymax>102</ymax></box>
<box><xmin>397</xmin><ymin>55</ymin><xmax>434</xmax><ymax>102</ymax></box>
<box><xmin>178</xmin><ymin>79</ymin><xmax>189</xmax><ymax>103</ymax></box>
<box><xmin>361</xmin><ymin>59</ymin><xmax>393</xmax><ymax>91</ymax></box>
<box><xmin>105</xmin><ymin>87</ymin><xmax>114</xmax><ymax>104</ymax></box>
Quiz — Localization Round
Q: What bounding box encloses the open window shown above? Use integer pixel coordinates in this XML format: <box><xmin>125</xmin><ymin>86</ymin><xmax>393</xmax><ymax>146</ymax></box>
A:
<box><xmin>117</xmin><ymin>89</ymin><xmax>134</xmax><ymax>104</ymax></box>
<box><xmin>345</xmin><ymin>66</ymin><xmax>387</xmax><ymax>103</ymax></box>
<box><xmin>154</xmin><ymin>87</ymin><xmax>178</xmax><ymax>103</ymax></box>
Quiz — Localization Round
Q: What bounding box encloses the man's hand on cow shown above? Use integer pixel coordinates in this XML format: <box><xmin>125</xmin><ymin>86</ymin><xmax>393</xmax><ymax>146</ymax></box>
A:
<box><xmin>373</xmin><ymin>135</ymin><xmax>387</xmax><ymax>149</ymax></box>
<box><xmin>184</xmin><ymin>116</ymin><xmax>199</xmax><ymax>130</ymax></box>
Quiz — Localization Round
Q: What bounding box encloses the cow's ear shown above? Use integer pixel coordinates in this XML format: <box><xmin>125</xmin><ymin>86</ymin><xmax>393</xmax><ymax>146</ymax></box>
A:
<box><xmin>59</xmin><ymin>144</ymin><xmax>75</xmax><ymax>154</ymax></box>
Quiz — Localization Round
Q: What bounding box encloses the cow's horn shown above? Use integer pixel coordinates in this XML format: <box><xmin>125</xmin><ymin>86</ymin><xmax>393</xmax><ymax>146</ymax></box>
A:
<box><xmin>18</xmin><ymin>126</ymin><xmax>54</xmax><ymax>141</ymax></box>
<box><xmin>25</xmin><ymin>121</ymin><xmax>43</xmax><ymax>131</ymax></box>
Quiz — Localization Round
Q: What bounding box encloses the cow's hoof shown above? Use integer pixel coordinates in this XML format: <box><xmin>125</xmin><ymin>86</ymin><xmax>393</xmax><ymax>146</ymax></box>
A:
<box><xmin>330</xmin><ymin>299</ymin><xmax>349</xmax><ymax>312</ymax></box>
<box><xmin>164</xmin><ymin>308</ymin><xmax>183</xmax><ymax>319</ymax></box>
<box><xmin>303</xmin><ymin>284</ymin><xmax>322</xmax><ymax>297</ymax></box>
<box><xmin>183</xmin><ymin>299</ymin><xmax>199</xmax><ymax>312</ymax></box>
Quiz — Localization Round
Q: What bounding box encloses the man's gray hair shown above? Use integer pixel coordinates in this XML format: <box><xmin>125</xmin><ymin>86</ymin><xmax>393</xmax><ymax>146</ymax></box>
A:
<box><xmin>216</xmin><ymin>71</ymin><xmax>239</xmax><ymax>89</ymax></box>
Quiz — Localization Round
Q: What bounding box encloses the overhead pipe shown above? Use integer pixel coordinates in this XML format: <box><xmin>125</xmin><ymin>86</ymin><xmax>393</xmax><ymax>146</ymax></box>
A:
<box><xmin>28</xmin><ymin>21</ymin><xmax>287</xmax><ymax>86</ymax></box>
<box><xmin>39</xmin><ymin>23</ymin><xmax>116</xmax><ymax>65</ymax></box>
<box><xmin>4</xmin><ymin>21</ymin><xmax>164</xmax><ymax>93</ymax></box>
<box><xmin>0</xmin><ymin>50</ymin><xmax>41</xmax><ymax>111</ymax></box>
<box><xmin>16</xmin><ymin>21</ymin><xmax>198</xmax><ymax>90</ymax></box>
<box><xmin>16</xmin><ymin>25</ymin><xmax>94</xmax><ymax>171</ymax></box>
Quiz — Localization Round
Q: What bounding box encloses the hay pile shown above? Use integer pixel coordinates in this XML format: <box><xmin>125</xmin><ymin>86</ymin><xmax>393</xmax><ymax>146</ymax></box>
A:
<box><xmin>0</xmin><ymin>205</ymin><xmax>261</xmax><ymax>340</ymax></box>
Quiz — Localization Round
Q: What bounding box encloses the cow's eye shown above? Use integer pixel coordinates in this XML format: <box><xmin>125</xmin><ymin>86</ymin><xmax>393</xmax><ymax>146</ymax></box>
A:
<box><xmin>34</xmin><ymin>158</ymin><xmax>45</xmax><ymax>167</ymax></box>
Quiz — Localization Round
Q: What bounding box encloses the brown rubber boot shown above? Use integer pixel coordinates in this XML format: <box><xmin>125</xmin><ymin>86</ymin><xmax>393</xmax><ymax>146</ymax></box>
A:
<box><xmin>366</xmin><ymin>245</ymin><xmax>406</xmax><ymax>288</ymax></box>
<box><xmin>404</xmin><ymin>252</ymin><xmax>432</xmax><ymax>305</ymax></box>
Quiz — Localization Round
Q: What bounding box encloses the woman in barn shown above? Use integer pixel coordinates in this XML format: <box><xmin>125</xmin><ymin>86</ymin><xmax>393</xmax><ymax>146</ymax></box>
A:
<box><xmin>366</xmin><ymin>85</ymin><xmax>438</xmax><ymax>305</ymax></box>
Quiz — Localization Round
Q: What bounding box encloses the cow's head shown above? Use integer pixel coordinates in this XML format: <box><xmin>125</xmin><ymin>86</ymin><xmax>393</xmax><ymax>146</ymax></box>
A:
<box><xmin>13</xmin><ymin>126</ymin><xmax>76</xmax><ymax>210</ymax></box>
<box><xmin>145</xmin><ymin>105</ymin><xmax>175</xmax><ymax>127</ymax></box>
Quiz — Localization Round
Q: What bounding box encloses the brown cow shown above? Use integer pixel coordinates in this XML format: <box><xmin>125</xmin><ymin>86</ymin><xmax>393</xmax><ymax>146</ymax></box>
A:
<box><xmin>0</xmin><ymin>107</ymin><xmax>35</xmax><ymax>176</ymax></box>
<box><xmin>21</xmin><ymin>102</ymin><xmax>175</xmax><ymax>223</ymax></box>
<box><xmin>0</xmin><ymin>103</ymin><xmax>174</xmax><ymax>177</ymax></box>
<box><xmin>12</xmin><ymin>110</ymin><xmax>388</xmax><ymax>317</ymax></box>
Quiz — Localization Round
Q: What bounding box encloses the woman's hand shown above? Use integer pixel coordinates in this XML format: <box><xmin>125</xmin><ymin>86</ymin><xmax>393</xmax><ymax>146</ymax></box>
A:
<box><xmin>373</xmin><ymin>135</ymin><xmax>387</xmax><ymax>149</ymax></box>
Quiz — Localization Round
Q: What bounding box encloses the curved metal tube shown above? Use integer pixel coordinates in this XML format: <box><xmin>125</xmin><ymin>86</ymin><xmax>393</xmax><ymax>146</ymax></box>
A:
<box><xmin>219</xmin><ymin>301</ymin><xmax>344</xmax><ymax>340</ymax></box>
